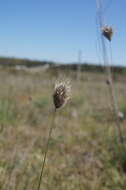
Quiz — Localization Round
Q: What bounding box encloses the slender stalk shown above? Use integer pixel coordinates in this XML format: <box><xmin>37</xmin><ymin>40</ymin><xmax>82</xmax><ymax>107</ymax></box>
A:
<box><xmin>37</xmin><ymin>81</ymin><xmax>70</xmax><ymax>190</ymax></box>
<box><xmin>77</xmin><ymin>50</ymin><xmax>82</xmax><ymax>82</ymax></box>
<box><xmin>96</xmin><ymin>0</ymin><xmax>126</xmax><ymax>150</ymax></box>
<box><xmin>37</xmin><ymin>109</ymin><xmax>56</xmax><ymax>190</ymax></box>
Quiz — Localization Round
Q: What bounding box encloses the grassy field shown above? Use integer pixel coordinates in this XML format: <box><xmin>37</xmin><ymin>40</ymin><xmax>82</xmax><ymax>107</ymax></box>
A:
<box><xmin>0</xmin><ymin>67</ymin><xmax>126</xmax><ymax>190</ymax></box>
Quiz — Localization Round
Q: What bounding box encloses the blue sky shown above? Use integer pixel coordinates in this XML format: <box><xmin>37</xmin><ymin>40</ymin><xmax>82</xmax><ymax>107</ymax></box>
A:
<box><xmin>0</xmin><ymin>0</ymin><xmax>125</xmax><ymax>65</ymax></box>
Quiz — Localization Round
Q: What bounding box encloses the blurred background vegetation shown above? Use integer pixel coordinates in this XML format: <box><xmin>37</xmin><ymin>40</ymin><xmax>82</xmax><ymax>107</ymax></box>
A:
<box><xmin>0</xmin><ymin>58</ymin><xmax>126</xmax><ymax>189</ymax></box>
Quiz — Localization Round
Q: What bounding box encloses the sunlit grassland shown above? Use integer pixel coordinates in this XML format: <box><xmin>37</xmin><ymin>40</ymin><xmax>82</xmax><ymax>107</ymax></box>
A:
<box><xmin>0</xmin><ymin>67</ymin><xmax>126</xmax><ymax>189</ymax></box>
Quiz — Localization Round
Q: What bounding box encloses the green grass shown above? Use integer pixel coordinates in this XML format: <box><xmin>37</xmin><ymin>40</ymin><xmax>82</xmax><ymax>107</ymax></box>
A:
<box><xmin>0</xmin><ymin>68</ymin><xmax>126</xmax><ymax>189</ymax></box>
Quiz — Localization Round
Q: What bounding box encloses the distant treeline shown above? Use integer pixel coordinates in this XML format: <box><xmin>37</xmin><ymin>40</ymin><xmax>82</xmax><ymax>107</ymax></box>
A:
<box><xmin>0</xmin><ymin>57</ymin><xmax>126</xmax><ymax>74</ymax></box>
<box><xmin>53</xmin><ymin>63</ymin><xmax>126</xmax><ymax>74</ymax></box>
<box><xmin>0</xmin><ymin>57</ymin><xmax>54</xmax><ymax>67</ymax></box>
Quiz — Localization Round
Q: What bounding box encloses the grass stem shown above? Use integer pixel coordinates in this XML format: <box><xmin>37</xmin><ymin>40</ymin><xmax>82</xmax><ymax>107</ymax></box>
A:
<box><xmin>37</xmin><ymin>109</ymin><xmax>56</xmax><ymax>190</ymax></box>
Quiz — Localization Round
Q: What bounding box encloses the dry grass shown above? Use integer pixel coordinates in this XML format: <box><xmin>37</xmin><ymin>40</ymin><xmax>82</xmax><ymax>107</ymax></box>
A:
<box><xmin>0</xmin><ymin>68</ymin><xmax>126</xmax><ymax>189</ymax></box>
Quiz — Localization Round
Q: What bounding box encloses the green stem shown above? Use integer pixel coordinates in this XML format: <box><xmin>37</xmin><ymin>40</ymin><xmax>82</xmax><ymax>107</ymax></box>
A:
<box><xmin>37</xmin><ymin>110</ymin><xmax>56</xmax><ymax>190</ymax></box>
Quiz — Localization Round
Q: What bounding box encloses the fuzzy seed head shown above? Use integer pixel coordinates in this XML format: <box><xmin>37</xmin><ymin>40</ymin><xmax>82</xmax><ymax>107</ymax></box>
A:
<box><xmin>102</xmin><ymin>26</ymin><xmax>113</xmax><ymax>41</ymax></box>
<box><xmin>53</xmin><ymin>82</ymin><xmax>71</xmax><ymax>110</ymax></box>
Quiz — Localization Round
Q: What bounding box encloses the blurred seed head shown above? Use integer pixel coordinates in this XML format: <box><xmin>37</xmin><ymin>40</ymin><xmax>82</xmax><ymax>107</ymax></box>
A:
<box><xmin>106</xmin><ymin>79</ymin><xmax>110</xmax><ymax>85</ymax></box>
<box><xmin>53</xmin><ymin>81</ymin><xmax>71</xmax><ymax>110</ymax></box>
<box><xmin>101</xmin><ymin>26</ymin><xmax>113</xmax><ymax>41</ymax></box>
<box><xmin>118</xmin><ymin>111</ymin><xmax>124</xmax><ymax>121</ymax></box>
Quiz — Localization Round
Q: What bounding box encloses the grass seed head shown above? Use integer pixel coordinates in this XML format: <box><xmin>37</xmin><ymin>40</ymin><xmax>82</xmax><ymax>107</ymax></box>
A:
<box><xmin>102</xmin><ymin>26</ymin><xmax>113</xmax><ymax>41</ymax></box>
<box><xmin>53</xmin><ymin>81</ymin><xmax>71</xmax><ymax>110</ymax></box>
